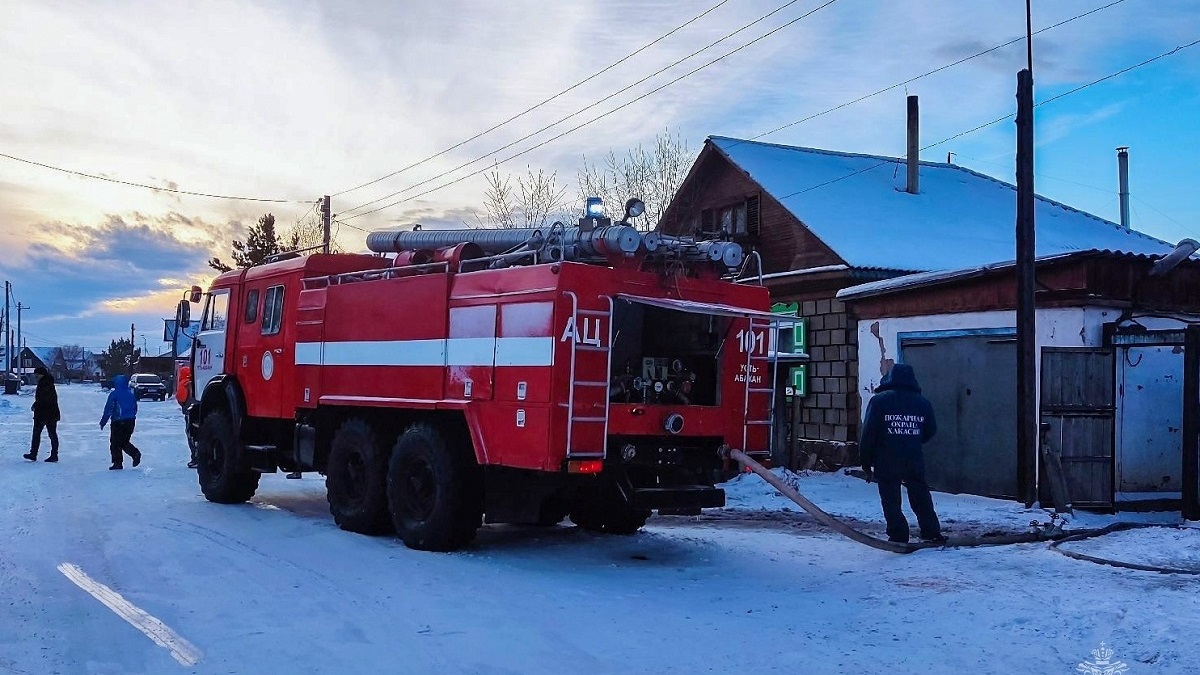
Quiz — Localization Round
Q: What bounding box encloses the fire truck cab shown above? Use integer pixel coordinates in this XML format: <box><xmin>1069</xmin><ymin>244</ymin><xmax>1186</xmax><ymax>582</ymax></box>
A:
<box><xmin>185</xmin><ymin>205</ymin><xmax>789</xmax><ymax>551</ymax></box>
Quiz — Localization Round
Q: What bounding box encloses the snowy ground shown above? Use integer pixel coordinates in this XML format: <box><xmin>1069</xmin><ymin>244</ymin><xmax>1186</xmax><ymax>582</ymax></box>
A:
<box><xmin>1</xmin><ymin>384</ymin><xmax>1197</xmax><ymax>674</ymax></box>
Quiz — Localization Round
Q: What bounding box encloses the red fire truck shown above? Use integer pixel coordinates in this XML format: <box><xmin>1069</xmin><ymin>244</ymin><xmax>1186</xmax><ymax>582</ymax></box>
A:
<box><xmin>183</xmin><ymin>199</ymin><xmax>787</xmax><ymax>550</ymax></box>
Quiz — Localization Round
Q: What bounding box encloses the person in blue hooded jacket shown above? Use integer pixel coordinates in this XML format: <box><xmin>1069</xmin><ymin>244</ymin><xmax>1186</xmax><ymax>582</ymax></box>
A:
<box><xmin>99</xmin><ymin>374</ymin><xmax>142</xmax><ymax>470</ymax></box>
<box><xmin>859</xmin><ymin>363</ymin><xmax>945</xmax><ymax>544</ymax></box>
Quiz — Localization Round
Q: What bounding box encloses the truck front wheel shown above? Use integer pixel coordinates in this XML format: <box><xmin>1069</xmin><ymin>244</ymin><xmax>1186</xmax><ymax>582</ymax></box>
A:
<box><xmin>326</xmin><ymin>418</ymin><xmax>392</xmax><ymax>535</ymax></box>
<box><xmin>387</xmin><ymin>423</ymin><xmax>482</xmax><ymax>551</ymax></box>
<box><xmin>196</xmin><ymin>410</ymin><xmax>260</xmax><ymax>504</ymax></box>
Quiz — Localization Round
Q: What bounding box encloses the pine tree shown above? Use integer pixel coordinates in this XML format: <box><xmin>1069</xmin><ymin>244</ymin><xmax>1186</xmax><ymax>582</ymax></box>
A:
<box><xmin>209</xmin><ymin>214</ymin><xmax>281</xmax><ymax>272</ymax></box>
<box><xmin>98</xmin><ymin>338</ymin><xmax>138</xmax><ymax>379</ymax></box>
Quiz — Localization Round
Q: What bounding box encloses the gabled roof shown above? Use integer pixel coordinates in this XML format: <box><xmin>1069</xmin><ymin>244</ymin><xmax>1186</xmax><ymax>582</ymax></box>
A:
<box><xmin>709</xmin><ymin>136</ymin><xmax>1175</xmax><ymax>272</ymax></box>
<box><xmin>24</xmin><ymin>347</ymin><xmax>62</xmax><ymax>367</ymax></box>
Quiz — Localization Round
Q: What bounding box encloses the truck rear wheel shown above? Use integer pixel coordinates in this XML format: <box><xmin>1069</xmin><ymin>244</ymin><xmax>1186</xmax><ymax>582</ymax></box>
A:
<box><xmin>387</xmin><ymin>423</ymin><xmax>482</xmax><ymax>551</ymax></box>
<box><xmin>196</xmin><ymin>410</ymin><xmax>260</xmax><ymax>504</ymax></box>
<box><xmin>326</xmin><ymin>418</ymin><xmax>392</xmax><ymax>535</ymax></box>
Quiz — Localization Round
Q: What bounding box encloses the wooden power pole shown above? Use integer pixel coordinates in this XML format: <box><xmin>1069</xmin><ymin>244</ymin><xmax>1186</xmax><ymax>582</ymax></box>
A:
<box><xmin>321</xmin><ymin>195</ymin><xmax>332</xmax><ymax>254</ymax></box>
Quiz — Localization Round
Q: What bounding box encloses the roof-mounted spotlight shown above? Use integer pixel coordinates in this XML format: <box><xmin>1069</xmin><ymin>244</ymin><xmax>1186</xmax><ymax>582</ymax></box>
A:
<box><xmin>623</xmin><ymin>198</ymin><xmax>645</xmax><ymax>223</ymax></box>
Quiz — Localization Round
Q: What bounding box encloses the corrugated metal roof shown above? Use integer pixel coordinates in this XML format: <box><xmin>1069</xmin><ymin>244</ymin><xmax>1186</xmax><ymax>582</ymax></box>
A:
<box><xmin>710</xmin><ymin>137</ymin><xmax>1176</xmax><ymax>271</ymax></box>
<box><xmin>836</xmin><ymin>249</ymin><xmax>1190</xmax><ymax>300</ymax></box>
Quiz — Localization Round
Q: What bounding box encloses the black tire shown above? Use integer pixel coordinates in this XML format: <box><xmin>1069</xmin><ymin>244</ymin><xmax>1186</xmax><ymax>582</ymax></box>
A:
<box><xmin>387</xmin><ymin>423</ymin><xmax>482</xmax><ymax>551</ymax></box>
<box><xmin>570</xmin><ymin>502</ymin><xmax>650</xmax><ymax>535</ymax></box>
<box><xmin>196</xmin><ymin>410</ymin><xmax>260</xmax><ymax>504</ymax></box>
<box><xmin>326</xmin><ymin>418</ymin><xmax>392</xmax><ymax>535</ymax></box>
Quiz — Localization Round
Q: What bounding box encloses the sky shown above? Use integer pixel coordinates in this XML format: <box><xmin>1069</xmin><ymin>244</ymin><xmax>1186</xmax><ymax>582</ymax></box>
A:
<box><xmin>1</xmin><ymin>0</ymin><xmax>1197</xmax><ymax>354</ymax></box>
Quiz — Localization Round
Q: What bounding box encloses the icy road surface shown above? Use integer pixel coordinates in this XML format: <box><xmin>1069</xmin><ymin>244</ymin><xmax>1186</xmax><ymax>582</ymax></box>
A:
<box><xmin>1</xmin><ymin>384</ymin><xmax>1196</xmax><ymax>674</ymax></box>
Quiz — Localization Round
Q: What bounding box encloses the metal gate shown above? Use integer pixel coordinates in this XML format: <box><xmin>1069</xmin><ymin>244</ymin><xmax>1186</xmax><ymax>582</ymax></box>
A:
<box><xmin>900</xmin><ymin>333</ymin><xmax>1017</xmax><ymax>498</ymax></box>
<box><xmin>1039</xmin><ymin>347</ymin><xmax>1115</xmax><ymax>508</ymax></box>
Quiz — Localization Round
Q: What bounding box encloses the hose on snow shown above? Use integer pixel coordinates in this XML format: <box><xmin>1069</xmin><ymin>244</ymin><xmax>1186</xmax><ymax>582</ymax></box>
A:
<box><xmin>725</xmin><ymin>448</ymin><xmax>1103</xmax><ymax>555</ymax></box>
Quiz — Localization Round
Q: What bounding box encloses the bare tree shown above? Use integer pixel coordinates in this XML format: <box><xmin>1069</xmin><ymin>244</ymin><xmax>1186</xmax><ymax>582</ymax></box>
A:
<box><xmin>477</xmin><ymin>165</ymin><xmax>574</xmax><ymax>229</ymax></box>
<box><xmin>578</xmin><ymin>129</ymin><xmax>692</xmax><ymax>231</ymax></box>
<box><xmin>59</xmin><ymin>344</ymin><xmax>85</xmax><ymax>380</ymax></box>
<box><xmin>283</xmin><ymin>216</ymin><xmax>342</xmax><ymax>254</ymax></box>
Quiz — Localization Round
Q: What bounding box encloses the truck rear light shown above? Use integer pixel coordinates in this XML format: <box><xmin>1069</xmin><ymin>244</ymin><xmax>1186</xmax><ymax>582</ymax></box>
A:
<box><xmin>567</xmin><ymin>460</ymin><xmax>604</xmax><ymax>474</ymax></box>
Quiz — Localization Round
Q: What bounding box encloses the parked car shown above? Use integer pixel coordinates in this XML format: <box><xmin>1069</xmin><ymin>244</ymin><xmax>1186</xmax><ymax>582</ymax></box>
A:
<box><xmin>130</xmin><ymin>373</ymin><xmax>168</xmax><ymax>401</ymax></box>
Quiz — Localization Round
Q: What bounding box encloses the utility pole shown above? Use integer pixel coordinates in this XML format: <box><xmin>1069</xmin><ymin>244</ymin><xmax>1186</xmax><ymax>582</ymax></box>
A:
<box><xmin>4</xmin><ymin>281</ymin><xmax>10</xmax><ymax>375</ymax></box>
<box><xmin>16</xmin><ymin>302</ymin><xmax>27</xmax><ymax>377</ymax></box>
<box><xmin>130</xmin><ymin>323</ymin><xmax>136</xmax><ymax>375</ymax></box>
<box><xmin>1015</xmin><ymin>68</ymin><xmax>1037</xmax><ymax>507</ymax></box>
<box><xmin>321</xmin><ymin>195</ymin><xmax>332</xmax><ymax>254</ymax></box>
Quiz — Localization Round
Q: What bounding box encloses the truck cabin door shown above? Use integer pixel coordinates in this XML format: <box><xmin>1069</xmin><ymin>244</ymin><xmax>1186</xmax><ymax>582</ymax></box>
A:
<box><xmin>256</xmin><ymin>284</ymin><xmax>288</xmax><ymax>418</ymax></box>
<box><xmin>194</xmin><ymin>289</ymin><xmax>231</xmax><ymax>396</ymax></box>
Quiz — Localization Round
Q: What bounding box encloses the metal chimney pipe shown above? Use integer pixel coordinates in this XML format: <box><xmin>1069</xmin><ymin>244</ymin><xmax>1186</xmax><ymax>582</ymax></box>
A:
<box><xmin>1117</xmin><ymin>146</ymin><xmax>1130</xmax><ymax>229</ymax></box>
<box><xmin>906</xmin><ymin>95</ymin><xmax>919</xmax><ymax>194</ymax></box>
<box><xmin>1149</xmin><ymin>238</ymin><xmax>1200</xmax><ymax>278</ymax></box>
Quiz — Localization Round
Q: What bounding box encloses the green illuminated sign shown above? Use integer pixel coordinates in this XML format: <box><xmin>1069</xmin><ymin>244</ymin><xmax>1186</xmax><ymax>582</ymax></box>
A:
<box><xmin>789</xmin><ymin>365</ymin><xmax>807</xmax><ymax>398</ymax></box>
<box><xmin>771</xmin><ymin>302</ymin><xmax>807</xmax><ymax>355</ymax></box>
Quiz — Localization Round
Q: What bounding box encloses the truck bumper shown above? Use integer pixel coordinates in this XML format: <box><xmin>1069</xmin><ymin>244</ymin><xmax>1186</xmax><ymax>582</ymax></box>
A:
<box><xmin>631</xmin><ymin>486</ymin><xmax>725</xmax><ymax>510</ymax></box>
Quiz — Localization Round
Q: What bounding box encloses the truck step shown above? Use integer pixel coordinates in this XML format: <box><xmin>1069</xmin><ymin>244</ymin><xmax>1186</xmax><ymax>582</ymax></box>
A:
<box><xmin>245</xmin><ymin>445</ymin><xmax>277</xmax><ymax>453</ymax></box>
<box><xmin>573</xmin><ymin>380</ymin><xmax>608</xmax><ymax>388</ymax></box>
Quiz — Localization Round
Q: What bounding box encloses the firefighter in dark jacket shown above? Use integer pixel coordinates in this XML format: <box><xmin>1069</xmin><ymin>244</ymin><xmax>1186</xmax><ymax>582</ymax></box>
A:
<box><xmin>99</xmin><ymin>374</ymin><xmax>142</xmax><ymax>470</ymax></box>
<box><xmin>23</xmin><ymin>366</ymin><xmax>61</xmax><ymax>463</ymax></box>
<box><xmin>859</xmin><ymin>363</ymin><xmax>946</xmax><ymax>544</ymax></box>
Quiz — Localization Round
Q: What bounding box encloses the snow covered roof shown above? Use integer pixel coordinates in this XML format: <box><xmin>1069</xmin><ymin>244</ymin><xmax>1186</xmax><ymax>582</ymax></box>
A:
<box><xmin>25</xmin><ymin>346</ymin><xmax>61</xmax><ymax>366</ymax></box>
<box><xmin>709</xmin><ymin>136</ymin><xmax>1176</xmax><ymax>272</ymax></box>
<box><xmin>836</xmin><ymin>250</ymin><xmax>1196</xmax><ymax>301</ymax></box>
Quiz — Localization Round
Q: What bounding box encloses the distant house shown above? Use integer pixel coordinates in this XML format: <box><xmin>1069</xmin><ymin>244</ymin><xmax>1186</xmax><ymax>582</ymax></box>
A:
<box><xmin>19</xmin><ymin>347</ymin><xmax>68</xmax><ymax>382</ymax></box>
<box><xmin>658</xmin><ymin>136</ymin><xmax>1178</xmax><ymax>478</ymax></box>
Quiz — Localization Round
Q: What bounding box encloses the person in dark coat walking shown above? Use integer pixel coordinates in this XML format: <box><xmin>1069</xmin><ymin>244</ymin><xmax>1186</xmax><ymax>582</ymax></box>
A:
<box><xmin>23</xmin><ymin>367</ymin><xmax>61</xmax><ymax>462</ymax></box>
<box><xmin>859</xmin><ymin>363</ymin><xmax>946</xmax><ymax>544</ymax></box>
<box><xmin>99</xmin><ymin>374</ymin><xmax>142</xmax><ymax>470</ymax></box>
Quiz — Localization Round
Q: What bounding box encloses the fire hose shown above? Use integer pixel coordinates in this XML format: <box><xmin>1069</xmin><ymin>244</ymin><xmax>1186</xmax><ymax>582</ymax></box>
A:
<box><xmin>723</xmin><ymin>448</ymin><xmax>1141</xmax><ymax>555</ymax></box>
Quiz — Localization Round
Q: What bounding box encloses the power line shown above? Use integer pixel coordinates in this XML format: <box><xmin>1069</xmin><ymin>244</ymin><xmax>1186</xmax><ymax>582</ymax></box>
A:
<box><xmin>331</xmin><ymin>0</ymin><xmax>735</xmax><ymax>198</ymax></box>
<box><xmin>339</xmin><ymin>0</ymin><xmax>837</xmax><ymax>218</ymax></box>
<box><xmin>291</xmin><ymin>199</ymin><xmax>320</xmax><ymax>230</ymax></box>
<box><xmin>334</xmin><ymin>218</ymin><xmax>370</xmax><ymax>234</ymax></box>
<box><xmin>773</xmin><ymin>37</ymin><xmax>1200</xmax><ymax>202</ymax></box>
<box><xmin>746</xmin><ymin>0</ymin><xmax>1127</xmax><ymax>142</ymax></box>
<box><xmin>0</xmin><ymin>152</ymin><xmax>307</xmax><ymax>203</ymax></box>
<box><xmin>342</xmin><ymin>0</ymin><xmax>843</xmax><ymax>221</ymax></box>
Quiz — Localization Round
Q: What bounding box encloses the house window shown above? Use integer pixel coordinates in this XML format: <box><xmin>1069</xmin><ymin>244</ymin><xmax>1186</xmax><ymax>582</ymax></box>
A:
<box><xmin>245</xmin><ymin>289</ymin><xmax>260</xmax><ymax>324</ymax></box>
<box><xmin>261</xmin><ymin>285</ymin><xmax>285</xmax><ymax>336</ymax></box>
<box><xmin>705</xmin><ymin>196</ymin><xmax>760</xmax><ymax>238</ymax></box>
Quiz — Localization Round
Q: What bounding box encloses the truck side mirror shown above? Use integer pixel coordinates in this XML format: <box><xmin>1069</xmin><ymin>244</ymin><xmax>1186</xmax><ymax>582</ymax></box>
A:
<box><xmin>188</xmin><ymin>285</ymin><xmax>203</xmax><ymax>304</ymax></box>
<box><xmin>177</xmin><ymin>300</ymin><xmax>191</xmax><ymax>329</ymax></box>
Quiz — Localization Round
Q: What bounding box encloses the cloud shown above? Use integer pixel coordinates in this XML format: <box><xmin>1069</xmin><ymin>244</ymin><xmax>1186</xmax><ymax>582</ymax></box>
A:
<box><xmin>1</xmin><ymin>214</ymin><xmax>222</xmax><ymax>349</ymax></box>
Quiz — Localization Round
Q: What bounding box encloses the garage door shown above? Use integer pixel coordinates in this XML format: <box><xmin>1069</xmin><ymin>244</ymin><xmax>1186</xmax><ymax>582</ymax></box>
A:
<box><xmin>900</xmin><ymin>333</ymin><xmax>1018</xmax><ymax>498</ymax></box>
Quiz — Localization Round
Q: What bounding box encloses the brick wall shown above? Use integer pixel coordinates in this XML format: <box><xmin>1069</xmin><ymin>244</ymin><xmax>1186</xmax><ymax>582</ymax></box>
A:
<box><xmin>784</xmin><ymin>295</ymin><xmax>859</xmax><ymax>470</ymax></box>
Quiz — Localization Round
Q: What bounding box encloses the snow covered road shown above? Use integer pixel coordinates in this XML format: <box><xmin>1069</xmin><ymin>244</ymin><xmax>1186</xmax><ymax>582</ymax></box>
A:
<box><xmin>2</xmin><ymin>384</ymin><xmax>1197</xmax><ymax>674</ymax></box>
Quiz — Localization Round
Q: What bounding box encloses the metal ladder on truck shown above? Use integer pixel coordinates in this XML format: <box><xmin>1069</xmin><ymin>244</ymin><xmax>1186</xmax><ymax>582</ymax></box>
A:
<box><xmin>562</xmin><ymin>292</ymin><xmax>614</xmax><ymax>460</ymax></box>
<box><xmin>742</xmin><ymin>316</ymin><xmax>778</xmax><ymax>454</ymax></box>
